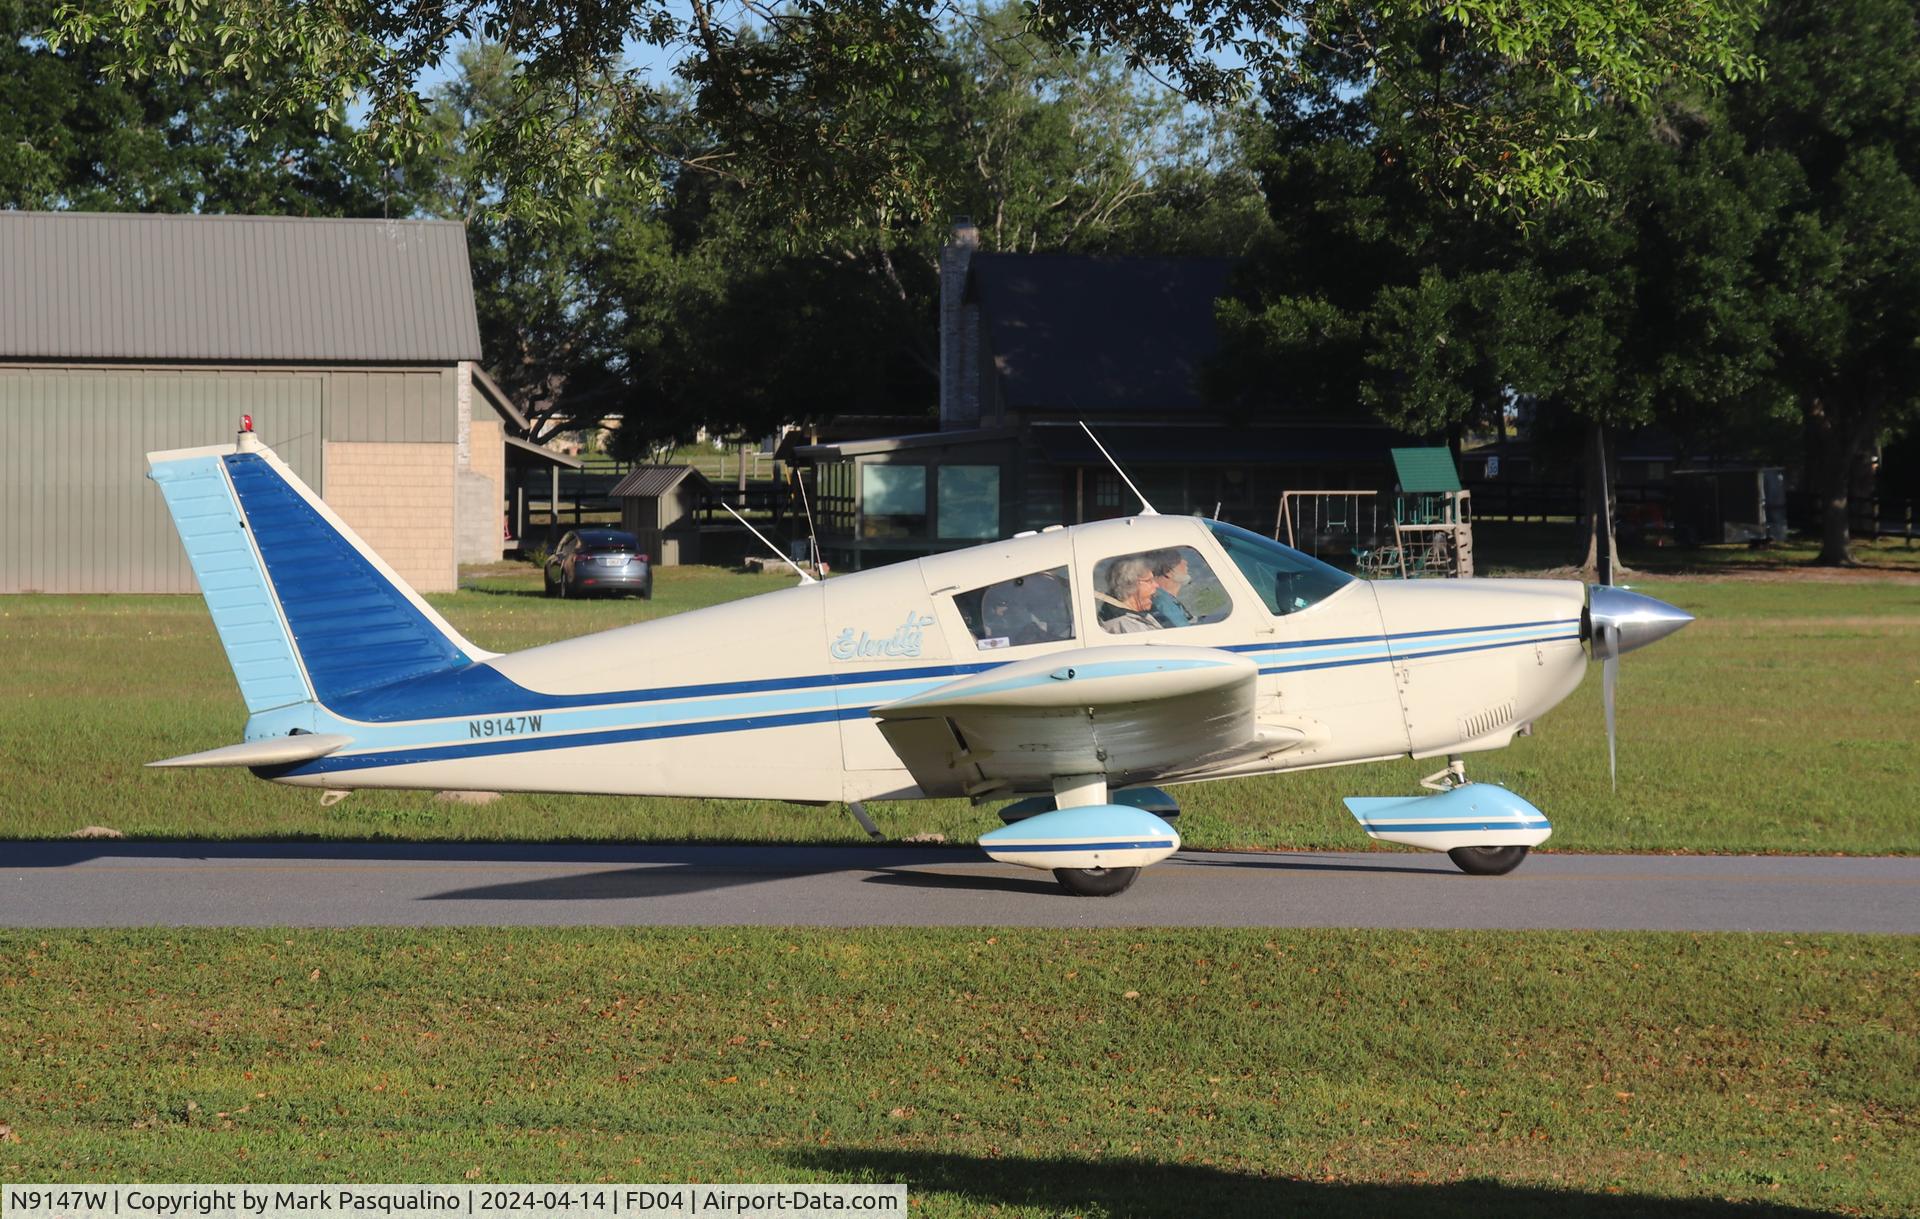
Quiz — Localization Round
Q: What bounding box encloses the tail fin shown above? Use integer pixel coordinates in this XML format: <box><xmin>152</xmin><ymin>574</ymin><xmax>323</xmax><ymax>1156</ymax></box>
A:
<box><xmin>148</xmin><ymin>436</ymin><xmax>491</xmax><ymax>716</ymax></box>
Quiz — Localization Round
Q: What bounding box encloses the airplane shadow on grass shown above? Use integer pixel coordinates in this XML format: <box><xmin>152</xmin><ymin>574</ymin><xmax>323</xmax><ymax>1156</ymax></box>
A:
<box><xmin>787</xmin><ymin>1149</ymin><xmax>1841</xmax><ymax>1219</ymax></box>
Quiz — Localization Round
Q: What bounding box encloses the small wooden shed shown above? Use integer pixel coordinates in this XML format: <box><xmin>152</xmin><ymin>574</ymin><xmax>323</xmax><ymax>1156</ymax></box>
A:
<box><xmin>612</xmin><ymin>464</ymin><xmax>717</xmax><ymax>566</ymax></box>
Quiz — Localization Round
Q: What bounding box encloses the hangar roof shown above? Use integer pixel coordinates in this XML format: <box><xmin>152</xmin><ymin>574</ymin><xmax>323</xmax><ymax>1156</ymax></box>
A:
<box><xmin>0</xmin><ymin>211</ymin><xmax>483</xmax><ymax>364</ymax></box>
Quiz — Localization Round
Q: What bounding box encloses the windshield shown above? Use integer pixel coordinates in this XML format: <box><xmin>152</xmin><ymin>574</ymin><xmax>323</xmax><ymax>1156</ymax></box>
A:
<box><xmin>1204</xmin><ymin>520</ymin><xmax>1354</xmax><ymax>616</ymax></box>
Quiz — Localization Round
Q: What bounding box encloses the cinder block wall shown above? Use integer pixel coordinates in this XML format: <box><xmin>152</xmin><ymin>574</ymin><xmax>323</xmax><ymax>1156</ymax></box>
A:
<box><xmin>323</xmin><ymin>442</ymin><xmax>457</xmax><ymax>592</ymax></box>
<box><xmin>455</xmin><ymin>418</ymin><xmax>506</xmax><ymax>563</ymax></box>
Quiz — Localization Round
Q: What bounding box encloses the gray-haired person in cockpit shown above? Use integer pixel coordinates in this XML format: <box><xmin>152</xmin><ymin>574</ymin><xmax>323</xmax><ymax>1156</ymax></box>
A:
<box><xmin>1099</xmin><ymin>556</ymin><xmax>1162</xmax><ymax>634</ymax></box>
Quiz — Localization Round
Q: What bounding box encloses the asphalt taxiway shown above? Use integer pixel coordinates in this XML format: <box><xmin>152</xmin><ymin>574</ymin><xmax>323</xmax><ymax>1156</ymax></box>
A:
<box><xmin>2</xmin><ymin>843</ymin><xmax>1915</xmax><ymax>931</ymax></box>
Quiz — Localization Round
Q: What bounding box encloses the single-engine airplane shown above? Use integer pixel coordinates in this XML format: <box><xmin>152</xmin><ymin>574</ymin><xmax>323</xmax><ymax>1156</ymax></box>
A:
<box><xmin>146</xmin><ymin>424</ymin><xmax>1692</xmax><ymax>896</ymax></box>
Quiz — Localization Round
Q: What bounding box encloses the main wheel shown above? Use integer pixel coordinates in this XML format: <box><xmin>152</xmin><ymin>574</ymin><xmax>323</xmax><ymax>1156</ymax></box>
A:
<box><xmin>1447</xmin><ymin>845</ymin><xmax>1530</xmax><ymax>876</ymax></box>
<box><xmin>1053</xmin><ymin>866</ymin><xmax>1140</xmax><ymax>897</ymax></box>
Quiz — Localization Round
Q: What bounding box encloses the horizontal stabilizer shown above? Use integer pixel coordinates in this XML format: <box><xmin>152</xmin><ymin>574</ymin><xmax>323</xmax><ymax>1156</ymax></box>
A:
<box><xmin>148</xmin><ymin>734</ymin><xmax>355</xmax><ymax>769</ymax></box>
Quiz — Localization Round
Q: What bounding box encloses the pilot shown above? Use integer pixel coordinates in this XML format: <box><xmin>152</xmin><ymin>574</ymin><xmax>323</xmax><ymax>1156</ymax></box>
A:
<box><xmin>1147</xmin><ymin>549</ymin><xmax>1196</xmax><ymax>627</ymax></box>
<box><xmin>1098</xmin><ymin>556</ymin><xmax>1162</xmax><ymax>634</ymax></box>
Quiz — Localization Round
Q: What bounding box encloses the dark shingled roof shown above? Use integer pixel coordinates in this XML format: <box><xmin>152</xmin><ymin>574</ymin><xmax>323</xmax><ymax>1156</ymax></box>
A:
<box><xmin>0</xmin><ymin>211</ymin><xmax>482</xmax><ymax>363</ymax></box>
<box><xmin>966</xmin><ymin>254</ymin><xmax>1236</xmax><ymax>414</ymax></box>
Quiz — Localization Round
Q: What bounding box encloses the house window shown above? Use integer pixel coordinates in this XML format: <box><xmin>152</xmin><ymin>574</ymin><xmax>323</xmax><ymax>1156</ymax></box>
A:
<box><xmin>938</xmin><ymin>465</ymin><xmax>1001</xmax><ymax>540</ymax></box>
<box><xmin>861</xmin><ymin>464</ymin><xmax>926</xmax><ymax>538</ymax></box>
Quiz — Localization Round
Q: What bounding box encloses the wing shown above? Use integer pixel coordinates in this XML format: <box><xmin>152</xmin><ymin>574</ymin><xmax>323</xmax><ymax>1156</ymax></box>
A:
<box><xmin>871</xmin><ymin>644</ymin><xmax>1312</xmax><ymax>799</ymax></box>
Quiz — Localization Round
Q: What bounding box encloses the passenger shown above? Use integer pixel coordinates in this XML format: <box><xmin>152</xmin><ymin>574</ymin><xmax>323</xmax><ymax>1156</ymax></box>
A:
<box><xmin>1098</xmin><ymin>556</ymin><xmax>1162</xmax><ymax>634</ymax></box>
<box><xmin>1147</xmin><ymin>549</ymin><xmax>1196</xmax><ymax>627</ymax></box>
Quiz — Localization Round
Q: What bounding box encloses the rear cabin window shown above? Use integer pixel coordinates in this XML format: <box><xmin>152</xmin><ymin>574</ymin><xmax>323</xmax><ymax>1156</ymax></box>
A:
<box><xmin>1205</xmin><ymin>519</ymin><xmax>1353</xmax><ymax>615</ymax></box>
<box><xmin>1090</xmin><ymin>546</ymin><xmax>1232</xmax><ymax>635</ymax></box>
<box><xmin>954</xmin><ymin>567</ymin><xmax>1074</xmax><ymax>650</ymax></box>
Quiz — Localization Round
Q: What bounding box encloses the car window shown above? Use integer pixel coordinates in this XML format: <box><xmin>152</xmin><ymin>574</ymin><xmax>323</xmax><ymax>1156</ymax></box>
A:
<box><xmin>1204</xmin><ymin>520</ymin><xmax>1353</xmax><ymax>615</ymax></box>
<box><xmin>953</xmin><ymin>567</ymin><xmax>1074</xmax><ymax>650</ymax></box>
<box><xmin>579</xmin><ymin>530</ymin><xmax>639</xmax><ymax>549</ymax></box>
<box><xmin>1089</xmin><ymin>545</ymin><xmax>1231</xmax><ymax>635</ymax></box>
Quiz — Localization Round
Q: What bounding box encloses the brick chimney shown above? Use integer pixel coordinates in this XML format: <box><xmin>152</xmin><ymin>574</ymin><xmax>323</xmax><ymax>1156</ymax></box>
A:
<box><xmin>939</xmin><ymin>216</ymin><xmax>981</xmax><ymax>430</ymax></box>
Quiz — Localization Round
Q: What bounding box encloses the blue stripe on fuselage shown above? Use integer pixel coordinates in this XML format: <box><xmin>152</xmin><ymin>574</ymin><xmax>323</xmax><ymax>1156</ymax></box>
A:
<box><xmin>285</xmin><ymin>617</ymin><xmax>1581</xmax><ymax>775</ymax></box>
<box><xmin>263</xmin><ymin>706</ymin><xmax>871</xmax><ymax>777</ymax></box>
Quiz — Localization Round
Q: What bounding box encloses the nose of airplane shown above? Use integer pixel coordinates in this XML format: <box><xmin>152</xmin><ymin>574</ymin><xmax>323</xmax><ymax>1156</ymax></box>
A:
<box><xmin>1584</xmin><ymin>586</ymin><xmax>1694</xmax><ymax>656</ymax></box>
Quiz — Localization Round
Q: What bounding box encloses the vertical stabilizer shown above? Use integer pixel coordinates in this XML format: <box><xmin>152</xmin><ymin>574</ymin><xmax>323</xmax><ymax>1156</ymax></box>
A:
<box><xmin>148</xmin><ymin>439</ymin><xmax>492</xmax><ymax>716</ymax></box>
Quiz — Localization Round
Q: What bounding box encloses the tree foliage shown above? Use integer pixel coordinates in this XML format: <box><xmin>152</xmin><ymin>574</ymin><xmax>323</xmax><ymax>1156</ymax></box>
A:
<box><xmin>47</xmin><ymin>0</ymin><xmax>1763</xmax><ymax>221</ymax></box>
<box><xmin>404</xmin><ymin>8</ymin><xmax>1269</xmax><ymax>452</ymax></box>
<box><xmin>3</xmin><ymin>0</ymin><xmax>399</xmax><ymax>214</ymax></box>
<box><xmin>1211</xmin><ymin>44</ymin><xmax>1795</xmax><ymax>569</ymax></box>
<box><xmin>1723</xmin><ymin>0</ymin><xmax>1920</xmax><ymax>563</ymax></box>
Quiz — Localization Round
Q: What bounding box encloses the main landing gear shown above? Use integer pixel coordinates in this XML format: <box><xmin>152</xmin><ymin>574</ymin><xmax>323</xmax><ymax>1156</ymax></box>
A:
<box><xmin>1053</xmin><ymin>865</ymin><xmax>1141</xmax><ymax>897</ymax></box>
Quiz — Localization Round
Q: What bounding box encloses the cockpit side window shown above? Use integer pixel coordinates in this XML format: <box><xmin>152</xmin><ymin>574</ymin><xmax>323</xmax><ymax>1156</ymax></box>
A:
<box><xmin>1089</xmin><ymin>545</ymin><xmax>1232</xmax><ymax>635</ymax></box>
<box><xmin>1205</xmin><ymin>520</ymin><xmax>1354</xmax><ymax>615</ymax></box>
<box><xmin>954</xmin><ymin>566</ymin><xmax>1074</xmax><ymax>650</ymax></box>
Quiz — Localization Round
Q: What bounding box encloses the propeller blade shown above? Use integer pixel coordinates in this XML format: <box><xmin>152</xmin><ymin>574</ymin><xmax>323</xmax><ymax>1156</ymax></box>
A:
<box><xmin>1602</xmin><ymin>623</ymin><xmax>1619</xmax><ymax>791</ymax></box>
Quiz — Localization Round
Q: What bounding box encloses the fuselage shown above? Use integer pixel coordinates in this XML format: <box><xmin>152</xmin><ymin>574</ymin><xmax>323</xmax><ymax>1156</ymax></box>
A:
<box><xmin>249</xmin><ymin>515</ymin><xmax>1590</xmax><ymax>803</ymax></box>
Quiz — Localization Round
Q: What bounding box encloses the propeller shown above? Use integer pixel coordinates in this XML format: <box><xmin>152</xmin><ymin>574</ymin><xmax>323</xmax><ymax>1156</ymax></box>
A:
<box><xmin>1601</xmin><ymin>619</ymin><xmax>1619</xmax><ymax>788</ymax></box>
<box><xmin>1584</xmin><ymin>585</ymin><xmax>1694</xmax><ymax>789</ymax></box>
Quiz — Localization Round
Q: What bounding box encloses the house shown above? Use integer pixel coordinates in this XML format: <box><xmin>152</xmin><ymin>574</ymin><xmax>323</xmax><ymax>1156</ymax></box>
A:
<box><xmin>0</xmin><ymin>211</ymin><xmax>554</xmax><ymax>593</ymax></box>
<box><xmin>796</xmin><ymin>219</ymin><xmax>1406</xmax><ymax>569</ymax></box>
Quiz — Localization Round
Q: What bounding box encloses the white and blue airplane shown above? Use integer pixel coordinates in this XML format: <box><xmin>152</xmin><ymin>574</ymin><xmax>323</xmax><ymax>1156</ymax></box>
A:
<box><xmin>146</xmin><ymin>425</ymin><xmax>1692</xmax><ymax>896</ymax></box>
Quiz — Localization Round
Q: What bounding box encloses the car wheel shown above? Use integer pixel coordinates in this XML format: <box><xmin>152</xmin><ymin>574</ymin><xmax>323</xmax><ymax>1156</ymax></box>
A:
<box><xmin>543</xmin><ymin>571</ymin><xmax>559</xmax><ymax>598</ymax></box>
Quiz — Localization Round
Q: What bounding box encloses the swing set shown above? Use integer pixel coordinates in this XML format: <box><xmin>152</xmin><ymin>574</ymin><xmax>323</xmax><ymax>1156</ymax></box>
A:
<box><xmin>1275</xmin><ymin>449</ymin><xmax>1475</xmax><ymax>579</ymax></box>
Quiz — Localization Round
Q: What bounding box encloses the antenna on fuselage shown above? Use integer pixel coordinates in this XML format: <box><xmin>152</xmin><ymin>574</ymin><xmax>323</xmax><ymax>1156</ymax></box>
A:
<box><xmin>719</xmin><ymin>500</ymin><xmax>816</xmax><ymax>585</ymax></box>
<box><xmin>1080</xmin><ymin>421</ymin><xmax>1156</xmax><ymax>516</ymax></box>
<box><xmin>792</xmin><ymin>461</ymin><xmax>824</xmax><ymax>576</ymax></box>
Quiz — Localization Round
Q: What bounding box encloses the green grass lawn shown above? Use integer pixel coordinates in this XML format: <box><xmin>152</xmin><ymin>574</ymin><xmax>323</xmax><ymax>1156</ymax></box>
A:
<box><xmin>1</xmin><ymin>928</ymin><xmax>1913</xmax><ymax>1216</ymax></box>
<box><xmin>1</xmin><ymin>565</ymin><xmax>1915</xmax><ymax>853</ymax></box>
<box><xmin>1469</xmin><ymin>522</ymin><xmax>1920</xmax><ymax>577</ymax></box>
<box><xmin>4</xmin><ymin>568</ymin><xmax>1916</xmax><ymax>1211</ymax></box>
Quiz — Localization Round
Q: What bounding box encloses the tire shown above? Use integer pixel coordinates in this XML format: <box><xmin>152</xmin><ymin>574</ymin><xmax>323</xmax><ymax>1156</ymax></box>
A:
<box><xmin>557</xmin><ymin>574</ymin><xmax>570</xmax><ymax>599</ymax></box>
<box><xmin>1053</xmin><ymin>866</ymin><xmax>1141</xmax><ymax>897</ymax></box>
<box><xmin>543</xmin><ymin>571</ymin><xmax>559</xmax><ymax>598</ymax></box>
<box><xmin>1447</xmin><ymin>845</ymin><xmax>1530</xmax><ymax>876</ymax></box>
<box><xmin>641</xmin><ymin>582</ymin><xmax>653</xmax><ymax>601</ymax></box>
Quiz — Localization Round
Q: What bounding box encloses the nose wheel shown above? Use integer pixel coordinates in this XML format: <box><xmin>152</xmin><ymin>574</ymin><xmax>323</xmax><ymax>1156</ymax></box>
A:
<box><xmin>1422</xmin><ymin>757</ymin><xmax>1536</xmax><ymax>876</ymax></box>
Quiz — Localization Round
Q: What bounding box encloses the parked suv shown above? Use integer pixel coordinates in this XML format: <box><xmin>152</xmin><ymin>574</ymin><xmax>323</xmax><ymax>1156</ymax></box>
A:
<box><xmin>544</xmin><ymin>529</ymin><xmax>653</xmax><ymax>599</ymax></box>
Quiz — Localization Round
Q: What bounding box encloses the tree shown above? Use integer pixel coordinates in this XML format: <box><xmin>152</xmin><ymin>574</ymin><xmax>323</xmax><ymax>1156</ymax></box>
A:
<box><xmin>1211</xmin><ymin>45</ymin><xmax>1793</xmax><ymax>573</ymax></box>
<box><xmin>410</xmin><ymin>41</ymin><xmax>642</xmax><ymax>445</ymax></box>
<box><xmin>48</xmin><ymin>0</ymin><xmax>1763</xmax><ymax>221</ymax></box>
<box><xmin>593</xmin><ymin>4</ymin><xmax>1271</xmax><ymax>451</ymax></box>
<box><xmin>4</xmin><ymin>0</ymin><xmax>399</xmax><ymax>214</ymax></box>
<box><xmin>1724</xmin><ymin>0</ymin><xmax>1920</xmax><ymax>565</ymax></box>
